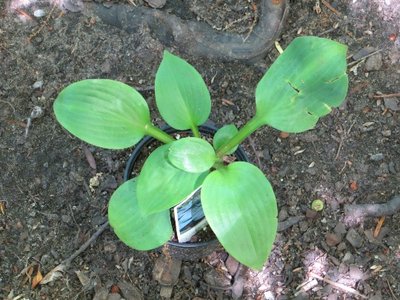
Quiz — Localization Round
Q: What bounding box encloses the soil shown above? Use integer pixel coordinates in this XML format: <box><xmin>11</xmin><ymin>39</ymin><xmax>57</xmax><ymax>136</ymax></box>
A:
<box><xmin>1</xmin><ymin>0</ymin><xmax>399</xmax><ymax>299</ymax></box>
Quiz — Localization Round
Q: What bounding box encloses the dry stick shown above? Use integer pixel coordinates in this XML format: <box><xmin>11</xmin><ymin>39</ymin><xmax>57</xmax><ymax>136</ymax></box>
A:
<box><xmin>64</xmin><ymin>221</ymin><xmax>109</xmax><ymax>266</ymax></box>
<box><xmin>345</xmin><ymin>196</ymin><xmax>400</xmax><ymax>219</ymax></box>
<box><xmin>29</xmin><ymin>2</ymin><xmax>58</xmax><ymax>41</ymax></box>
<box><xmin>247</xmin><ymin>136</ymin><xmax>263</xmax><ymax>169</ymax></box>
<box><xmin>386</xmin><ymin>279</ymin><xmax>399</xmax><ymax>300</ymax></box>
<box><xmin>372</xmin><ymin>93</ymin><xmax>400</xmax><ymax>99</ymax></box>
<box><xmin>41</xmin><ymin>221</ymin><xmax>109</xmax><ymax>284</ymax></box>
<box><xmin>321</xmin><ymin>0</ymin><xmax>341</xmax><ymax>16</ymax></box>
<box><xmin>348</xmin><ymin>49</ymin><xmax>384</xmax><ymax>67</ymax></box>
<box><xmin>310</xmin><ymin>272</ymin><xmax>367</xmax><ymax>299</ymax></box>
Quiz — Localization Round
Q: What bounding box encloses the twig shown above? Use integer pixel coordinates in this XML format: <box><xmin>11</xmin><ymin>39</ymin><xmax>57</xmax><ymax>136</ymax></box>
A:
<box><xmin>348</xmin><ymin>49</ymin><xmax>383</xmax><ymax>67</ymax></box>
<box><xmin>41</xmin><ymin>221</ymin><xmax>109</xmax><ymax>284</ymax></box>
<box><xmin>134</xmin><ymin>85</ymin><xmax>154</xmax><ymax>92</ymax></box>
<box><xmin>372</xmin><ymin>93</ymin><xmax>400</xmax><ymax>99</ymax></box>
<box><xmin>0</xmin><ymin>100</ymin><xmax>16</xmax><ymax>114</ymax></box>
<box><xmin>29</xmin><ymin>2</ymin><xmax>58</xmax><ymax>41</ymax></box>
<box><xmin>243</xmin><ymin>2</ymin><xmax>258</xmax><ymax>42</ymax></box>
<box><xmin>310</xmin><ymin>272</ymin><xmax>367</xmax><ymax>299</ymax></box>
<box><xmin>247</xmin><ymin>136</ymin><xmax>262</xmax><ymax>169</ymax></box>
<box><xmin>64</xmin><ymin>221</ymin><xmax>109</xmax><ymax>266</ymax></box>
<box><xmin>386</xmin><ymin>279</ymin><xmax>399</xmax><ymax>300</ymax></box>
<box><xmin>345</xmin><ymin>196</ymin><xmax>400</xmax><ymax>220</ymax></box>
<box><xmin>335</xmin><ymin>120</ymin><xmax>356</xmax><ymax>160</ymax></box>
<box><xmin>321</xmin><ymin>0</ymin><xmax>341</xmax><ymax>16</ymax></box>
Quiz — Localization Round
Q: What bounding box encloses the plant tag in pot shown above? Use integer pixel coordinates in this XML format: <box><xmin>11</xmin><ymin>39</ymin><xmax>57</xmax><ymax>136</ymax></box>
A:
<box><xmin>173</xmin><ymin>187</ymin><xmax>207</xmax><ymax>243</ymax></box>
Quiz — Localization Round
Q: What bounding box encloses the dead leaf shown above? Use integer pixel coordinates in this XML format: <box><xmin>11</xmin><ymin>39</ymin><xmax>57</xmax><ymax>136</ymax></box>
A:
<box><xmin>32</xmin><ymin>269</ymin><xmax>43</xmax><ymax>288</ymax></box>
<box><xmin>75</xmin><ymin>270</ymin><xmax>90</xmax><ymax>287</ymax></box>
<box><xmin>19</xmin><ymin>264</ymin><xmax>34</xmax><ymax>285</ymax></box>
<box><xmin>41</xmin><ymin>264</ymin><xmax>66</xmax><ymax>284</ymax></box>
<box><xmin>0</xmin><ymin>201</ymin><xmax>6</xmax><ymax>214</ymax></box>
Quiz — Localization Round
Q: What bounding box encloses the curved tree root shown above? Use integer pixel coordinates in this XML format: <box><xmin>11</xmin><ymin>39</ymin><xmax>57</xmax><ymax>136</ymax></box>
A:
<box><xmin>83</xmin><ymin>0</ymin><xmax>288</xmax><ymax>62</ymax></box>
<box><xmin>344</xmin><ymin>195</ymin><xmax>400</xmax><ymax>220</ymax></box>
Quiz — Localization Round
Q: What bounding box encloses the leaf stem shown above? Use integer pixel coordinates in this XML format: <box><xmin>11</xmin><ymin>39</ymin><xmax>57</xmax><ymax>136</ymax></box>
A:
<box><xmin>216</xmin><ymin>116</ymin><xmax>263</xmax><ymax>157</ymax></box>
<box><xmin>144</xmin><ymin>124</ymin><xmax>175</xmax><ymax>144</ymax></box>
<box><xmin>191</xmin><ymin>125</ymin><xmax>201</xmax><ymax>138</ymax></box>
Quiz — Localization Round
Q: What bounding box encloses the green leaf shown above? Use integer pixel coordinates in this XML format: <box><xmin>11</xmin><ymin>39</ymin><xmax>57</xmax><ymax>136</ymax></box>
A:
<box><xmin>155</xmin><ymin>51</ymin><xmax>211</xmax><ymax>130</ymax></box>
<box><xmin>213</xmin><ymin>124</ymin><xmax>239</xmax><ymax>155</ymax></box>
<box><xmin>108</xmin><ymin>179</ymin><xmax>172</xmax><ymax>250</ymax></box>
<box><xmin>201</xmin><ymin>162</ymin><xmax>277</xmax><ymax>270</ymax></box>
<box><xmin>54</xmin><ymin>79</ymin><xmax>151</xmax><ymax>149</ymax></box>
<box><xmin>137</xmin><ymin>144</ymin><xmax>208</xmax><ymax>214</ymax></box>
<box><xmin>168</xmin><ymin>137</ymin><xmax>216</xmax><ymax>173</ymax></box>
<box><xmin>255</xmin><ymin>36</ymin><xmax>348</xmax><ymax>133</ymax></box>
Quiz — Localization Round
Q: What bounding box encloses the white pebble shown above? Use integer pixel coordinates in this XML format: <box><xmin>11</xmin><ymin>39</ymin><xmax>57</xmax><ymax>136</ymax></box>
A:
<box><xmin>32</xmin><ymin>80</ymin><xmax>43</xmax><ymax>89</ymax></box>
<box><xmin>33</xmin><ymin>9</ymin><xmax>46</xmax><ymax>18</ymax></box>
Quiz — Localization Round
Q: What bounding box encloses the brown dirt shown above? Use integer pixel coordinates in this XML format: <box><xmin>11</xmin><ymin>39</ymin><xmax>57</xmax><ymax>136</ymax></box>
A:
<box><xmin>1</xmin><ymin>0</ymin><xmax>399</xmax><ymax>299</ymax></box>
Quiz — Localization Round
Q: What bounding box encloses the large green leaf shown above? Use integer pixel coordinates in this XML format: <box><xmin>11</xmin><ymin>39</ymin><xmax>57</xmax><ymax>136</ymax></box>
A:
<box><xmin>54</xmin><ymin>79</ymin><xmax>151</xmax><ymax>149</ymax></box>
<box><xmin>108</xmin><ymin>179</ymin><xmax>172</xmax><ymax>250</ymax></box>
<box><xmin>213</xmin><ymin>124</ymin><xmax>239</xmax><ymax>155</ymax></box>
<box><xmin>201</xmin><ymin>162</ymin><xmax>277</xmax><ymax>270</ymax></box>
<box><xmin>168</xmin><ymin>137</ymin><xmax>216</xmax><ymax>173</ymax></box>
<box><xmin>137</xmin><ymin>144</ymin><xmax>208</xmax><ymax>214</ymax></box>
<box><xmin>255</xmin><ymin>36</ymin><xmax>348</xmax><ymax>133</ymax></box>
<box><xmin>155</xmin><ymin>51</ymin><xmax>211</xmax><ymax>130</ymax></box>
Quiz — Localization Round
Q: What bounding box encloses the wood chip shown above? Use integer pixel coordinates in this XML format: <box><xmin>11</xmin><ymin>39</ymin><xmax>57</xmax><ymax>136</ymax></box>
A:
<box><xmin>373</xmin><ymin>216</ymin><xmax>385</xmax><ymax>238</ymax></box>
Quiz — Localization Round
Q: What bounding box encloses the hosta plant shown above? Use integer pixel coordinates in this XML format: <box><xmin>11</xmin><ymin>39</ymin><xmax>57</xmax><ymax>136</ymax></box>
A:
<box><xmin>53</xmin><ymin>36</ymin><xmax>348</xmax><ymax>270</ymax></box>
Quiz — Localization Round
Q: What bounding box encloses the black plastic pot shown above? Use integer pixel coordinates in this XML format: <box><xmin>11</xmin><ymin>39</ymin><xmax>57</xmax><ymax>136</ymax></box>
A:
<box><xmin>124</xmin><ymin>123</ymin><xmax>250</xmax><ymax>261</ymax></box>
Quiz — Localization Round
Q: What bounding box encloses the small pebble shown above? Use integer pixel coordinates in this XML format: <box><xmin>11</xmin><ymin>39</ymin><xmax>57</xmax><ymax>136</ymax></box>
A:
<box><xmin>145</xmin><ymin>0</ymin><xmax>166</xmax><ymax>8</ymax></box>
<box><xmin>204</xmin><ymin>268</ymin><xmax>231</xmax><ymax>287</ymax></box>
<box><xmin>305</xmin><ymin>208</ymin><xmax>318</xmax><ymax>219</ymax></box>
<box><xmin>388</xmin><ymin>161</ymin><xmax>397</xmax><ymax>174</ymax></box>
<box><xmin>337</xmin><ymin>242</ymin><xmax>346</xmax><ymax>251</ymax></box>
<box><xmin>381</xmin><ymin>130</ymin><xmax>391</xmax><ymax>137</ymax></box>
<box><xmin>33</xmin><ymin>9</ymin><xmax>46</xmax><ymax>18</ymax></box>
<box><xmin>352</xmin><ymin>47</ymin><xmax>375</xmax><ymax>60</ymax></box>
<box><xmin>342</xmin><ymin>252</ymin><xmax>354</xmax><ymax>264</ymax></box>
<box><xmin>349</xmin><ymin>265</ymin><xmax>364</xmax><ymax>280</ymax></box>
<box><xmin>225</xmin><ymin>255</ymin><xmax>239</xmax><ymax>276</ymax></box>
<box><xmin>346</xmin><ymin>228</ymin><xmax>363</xmax><ymax>248</ymax></box>
<box><xmin>334</xmin><ymin>222</ymin><xmax>347</xmax><ymax>236</ymax></box>
<box><xmin>104</xmin><ymin>242</ymin><xmax>117</xmax><ymax>253</ymax></box>
<box><xmin>326</xmin><ymin>233</ymin><xmax>342</xmax><ymax>247</ymax></box>
<box><xmin>32</xmin><ymin>80</ymin><xmax>43</xmax><ymax>89</ymax></box>
<box><xmin>278</xmin><ymin>208</ymin><xmax>288</xmax><ymax>221</ymax></box>
<box><xmin>365</xmin><ymin>53</ymin><xmax>383</xmax><ymax>71</ymax></box>
<box><xmin>384</xmin><ymin>97</ymin><xmax>400</xmax><ymax>111</ymax></box>
<box><xmin>264</xmin><ymin>291</ymin><xmax>275</xmax><ymax>300</ymax></box>
<box><xmin>370</xmin><ymin>153</ymin><xmax>384</xmax><ymax>161</ymax></box>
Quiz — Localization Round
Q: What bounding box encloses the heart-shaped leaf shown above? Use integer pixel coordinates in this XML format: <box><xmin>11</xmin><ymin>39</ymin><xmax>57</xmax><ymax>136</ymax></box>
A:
<box><xmin>255</xmin><ymin>36</ymin><xmax>348</xmax><ymax>133</ymax></box>
<box><xmin>168</xmin><ymin>137</ymin><xmax>216</xmax><ymax>173</ymax></box>
<box><xmin>54</xmin><ymin>79</ymin><xmax>151</xmax><ymax>149</ymax></box>
<box><xmin>137</xmin><ymin>144</ymin><xmax>208</xmax><ymax>214</ymax></box>
<box><xmin>108</xmin><ymin>179</ymin><xmax>172</xmax><ymax>250</ymax></box>
<box><xmin>155</xmin><ymin>51</ymin><xmax>211</xmax><ymax>130</ymax></box>
<box><xmin>213</xmin><ymin>124</ymin><xmax>239</xmax><ymax>154</ymax></box>
<box><xmin>201</xmin><ymin>162</ymin><xmax>277</xmax><ymax>270</ymax></box>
